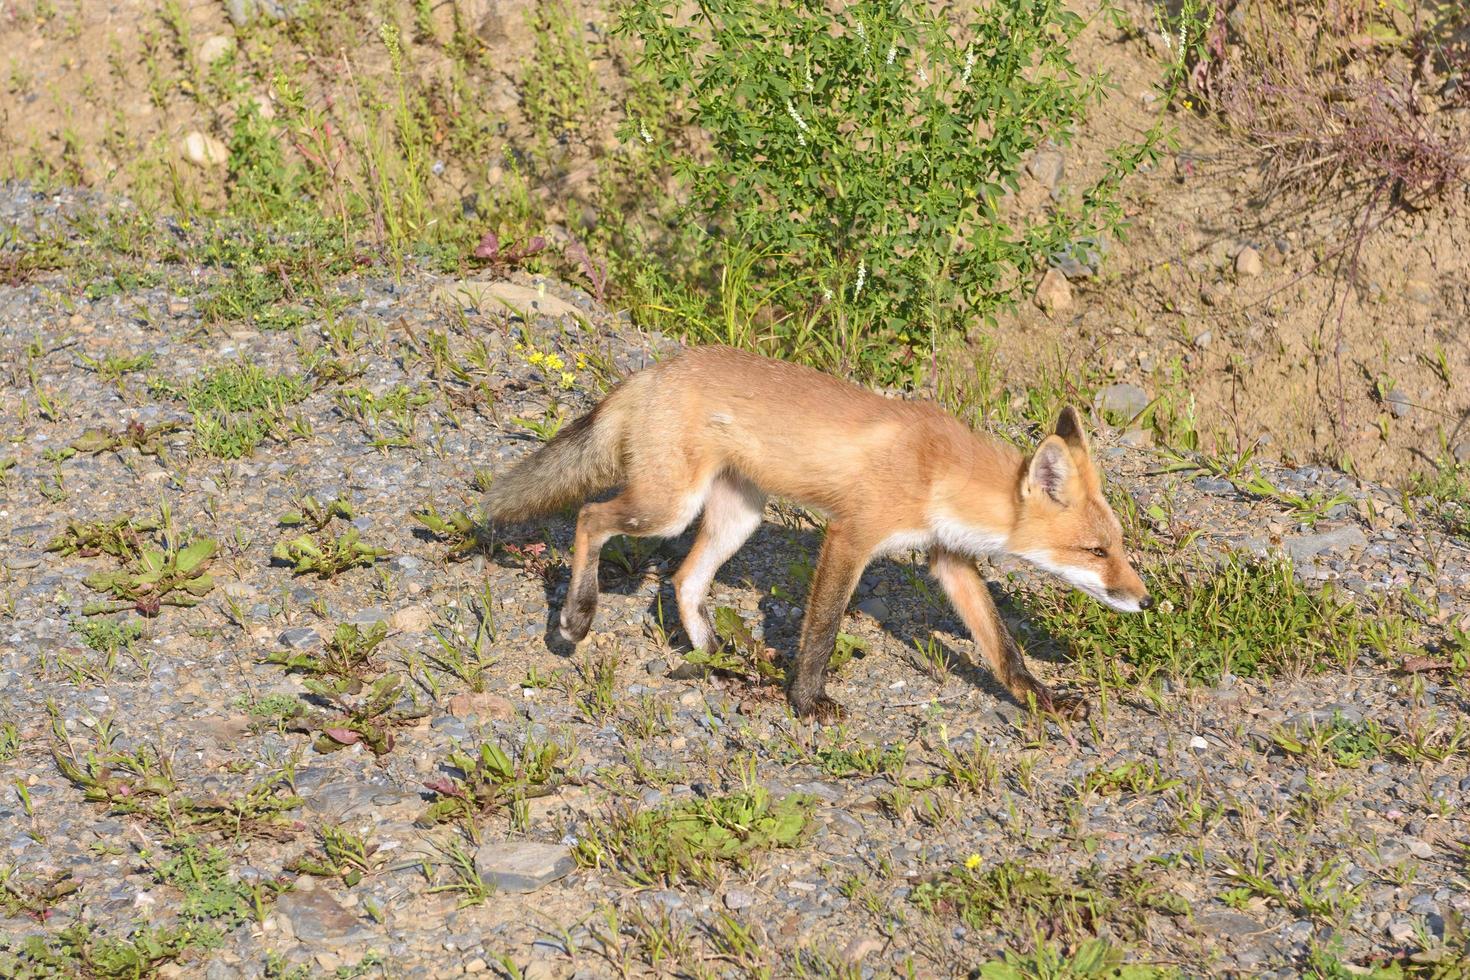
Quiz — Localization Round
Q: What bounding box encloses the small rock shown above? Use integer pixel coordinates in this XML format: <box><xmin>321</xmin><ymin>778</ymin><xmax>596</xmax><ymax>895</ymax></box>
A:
<box><xmin>1026</xmin><ymin>150</ymin><xmax>1065</xmax><ymax>189</ymax></box>
<box><xmin>1119</xmin><ymin>428</ymin><xmax>1153</xmax><ymax>448</ymax></box>
<box><xmin>855</xmin><ymin>597</ymin><xmax>888</xmax><ymax>620</ymax></box>
<box><xmin>275</xmin><ymin>889</ymin><xmax>374</xmax><ymax>947</ymax></box>
<box><xmin>1094</xmin><ymin>383</ymin><xmax>1150</xmax><ymax>422</ymax></box>
<box><xmin>724</xmin><ymin>887</ymin><xmax>756</xmax><ymax>911</ymax></box>
<box><xmin>1189</xmin><ymin>735</ymin><xmax>1209</xmax><ymax>751</ymax></box>
<box><xmin>1404</xmin><ymin>278</ymin><xmax>1436</xmax><ymax>305</ymax></box>
<box><xmin>433</xmin><ymin>281</ymin><xmax>580</xmax><ymax>321</ymax></box>
<box><xmin>278</xmin><ymin>626</ymin><xmax>321</xmax><ymax>650</ymax></box>
<box><xmin>197</xmin><ymin>35</ymin><xmax>235</xmax><ymax>65</ymax></box>
<box><xmin>842</xmin><ymin>936</ymin><xmax>884</xmax><ymax>965</ymax></box>
<box><xmin>180</xmin><ymin>131</ymin><xmax>228</xmax><ymax>168</ymax></box>
<box><xmin>448</xmin><ymin>692</ymin><xmax>517</xmax><ymax>721</ymax></box>
<box><xmin>1281</xmin><ymin>526</ymin><xmax>1368</xmax><ymax>562</ymax></box>
<box><xmin>1385</xmin><ymin>389</ymin><xmax>1412</xmax><ymax>419</ymax></box>
<box><xmin>4</xmin><ymin>551</ymin><xmax>41</xmax><ymax>570</ymax></box>
<box><xmin>225</xmin><ymin>0</ymin><xmax>303</xmax><ymax>26</ymax></box>
<box><xmin>1235</xmin><ymin>246</ymin><xmax>1264</xmax><ymax>277</ymax></box>
<box><xmin>474</xmin><ymin>842</ymin><xmax>574</xmax><ymax>893</ymax></box>
<box><xmin>389</xmin><ymin>605</ymin><xmax>432</xmax><ymax>632</ymax></box>
<box><xmin>1033</xmin><ymin>268</ymin><xmax>1073</xmax><ymax>315</ymax></box>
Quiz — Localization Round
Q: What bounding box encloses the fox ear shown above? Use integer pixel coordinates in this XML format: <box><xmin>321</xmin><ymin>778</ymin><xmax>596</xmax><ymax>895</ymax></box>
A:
<box><xmin>1025</xmin><ymin>436</ymin><xmax>1073</xmax><ymax>505</ymax></box>
<box><xmin>1054</xmin><ymin>405</ymin><xmax>1089</xmax><ymax>454</ymax></box>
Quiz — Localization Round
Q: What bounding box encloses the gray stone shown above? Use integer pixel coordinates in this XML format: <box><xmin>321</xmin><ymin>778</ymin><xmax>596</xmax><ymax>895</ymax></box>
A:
<box><xmin>278</xmin><ymin>626</ymin><xmax>321</xmax><ymax>650</ymax></box>
<box><xmin>346</xmin><ymin>606</ymin><xmax>388</xmax><ymax>626</ymax></box>
<box><xmin>433</xmin><ymin>281</ymin><xmax>580</xmax><ymax>321</ymax></box>
<box><xmin>3</xmin><ymin>551</ymin><xmax>41</xmax><ymax>570</ymax></box>
<box><xmin>1282</xmin><ymin>526</ymin><xmax>1368</xmax><ymax>562</ymax></box>
<box><xmin>1026</xmin><ymin>150</ymin><xmax>1064</xmax><ymax>189</ymax></box>
<box><xmin>1386</xmin><ymin>389</ymin><xmax>1412</xmax><ymax>418</ymax></box>
<box><xmin>225</xmin><ymin>0</ymin><xmax>305</xmax><ymax>26</ymax></box>
<box><xmin>855</xmin><ymin>597</ymin><xmax>889</xmax><ymax>620</ymax></box>
<box><xmin>1094</xmin><ymin>383</ymin><xmax>1150</xmax><ymax>422</ymax></box>
<box><xmin>275</xmin><ymin>888</ymin><xmax>374</xmax><ymax>947</ymax></box>
<box><xmin>724</xmin><ymin>887</ymin><xmax>756</xmax><ymax>910</ymax></box>
<box><xmin>473</xmin><ymin>842</ymin><xmax>574</xmax><ymax>893</ymax></box>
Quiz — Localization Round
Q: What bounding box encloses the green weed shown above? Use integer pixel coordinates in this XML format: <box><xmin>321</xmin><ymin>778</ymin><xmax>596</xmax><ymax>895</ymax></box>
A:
<box><xmin>1269</xmin><ymin>712</ymin><xmax>1388</xmax><ymax>768</ymax></box>
<box><xmin>420</xmin><ymin>736</ymin><xmax>574</xmax><ymax>836</ymax></box>
<box><xmin>574</xmin><ymin>787</ymin><xmax>814</xmax><ymax>886</ymax></box>
<box><xmin>81</xmin><ymin>535</ymin><xmax>217</xmax><ymax>617</ymax></box>
<box><xmin>1026</xmin><ymin>556</ymin><xmax>1406</xmax><ymax>684</ymax></box>
<box><xmin>45</xmin><ymin>515</ymin><xmax>160</xmax><ymax>561</ymax></box>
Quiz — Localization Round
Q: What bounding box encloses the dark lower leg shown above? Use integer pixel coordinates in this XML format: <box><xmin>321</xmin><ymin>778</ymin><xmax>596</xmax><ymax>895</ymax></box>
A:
<box><xmin>789</xmin><ymin>524</ymin><xmax>868</xmax><ymax>720</ymax></box>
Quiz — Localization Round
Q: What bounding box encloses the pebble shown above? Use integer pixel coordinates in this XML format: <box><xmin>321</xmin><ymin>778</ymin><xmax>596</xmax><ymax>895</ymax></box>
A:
<box><xmin>1033</xmin><ymin>268</ymin><xmax>1073</xmax><ymax>314</ymax></box>
<box><xmin>180</xmin><ymin>131</ymin><xmax>228</xmax><ymax>168</ymax></box>
<box><xmin>473</xmin><ymin>842</ymin><xmax>574</xmax><ymax>893</ymax></box>
<box><xmin>1094</xmin><ymin>383</ymin><xmax>1150</xmax><ymax>421</ymax></box>
<box><xmin>278</xmin><ymin>626</ymin><xmax>321</xmax><ymax>649</ymax></box>
<box><xmin>724</xmin><ymin>887</ymin><xmax>756</xmax><ymax>911</ymax></box>
<box><xmin>197</xmin><ymin>35</ymin><xmax>235</xmax><ymax>65</ymax></box>
<box><xmin>1026</xmin><ymin>150</ymin><xmax>1065</xmax><ymax>189</ymax></box>
<box><xmin>275</xmin><ymin>889</ymin><xmax>376</xmax><ymax>947</ymax></box>
<box><xmin>1235</xmin><ymin>246</ymin><xmax>1264</xmax><ymax>277</ymax></box>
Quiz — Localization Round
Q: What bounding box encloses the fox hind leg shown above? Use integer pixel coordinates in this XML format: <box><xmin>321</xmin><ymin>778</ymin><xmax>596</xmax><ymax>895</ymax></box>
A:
<box><xmin>672</xmin><ymin>474</ymin><xmax>766</xmax><ymax>650</ymax></box>
<box><xmin>789</xmin><ymin>522</ymin><xmax>871</xmax><ymax>721</ymax></box>
<box><xmin>561</xmin><ymin>489</ymin><xmax>704</xmax><ymax>643</ymax></box>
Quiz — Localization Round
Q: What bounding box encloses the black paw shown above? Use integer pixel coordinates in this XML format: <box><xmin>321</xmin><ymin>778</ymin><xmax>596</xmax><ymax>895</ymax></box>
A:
<box><xmin>791</xmin><ymin>693</ymin><xmax>847</xmax><ymax>723</ymax></box>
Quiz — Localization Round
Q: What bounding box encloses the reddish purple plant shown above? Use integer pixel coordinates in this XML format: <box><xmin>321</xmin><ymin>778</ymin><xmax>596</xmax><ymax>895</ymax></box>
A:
<box><xmin>472</xmin><ymin>230</ymin><xmax>547</xmax><ymax>269</ymax></box>
<box><xmin>564</xmin><ymin>236</ymin><xmax>609</xmax><ymax>302</ymax></box>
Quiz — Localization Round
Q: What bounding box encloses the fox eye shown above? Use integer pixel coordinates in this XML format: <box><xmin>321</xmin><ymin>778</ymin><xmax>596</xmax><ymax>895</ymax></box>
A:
<box><xmin>1087</xmin><ymin>547</ymin><xmax>1108</xmax><ymax>559</ymax></box>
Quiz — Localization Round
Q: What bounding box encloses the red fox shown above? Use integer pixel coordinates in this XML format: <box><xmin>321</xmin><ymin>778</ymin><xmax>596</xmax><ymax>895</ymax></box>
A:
<box><xmin>488</xmin><ymin>345</ymin><xmax>1150</xmax><ymax>721</ymax></box>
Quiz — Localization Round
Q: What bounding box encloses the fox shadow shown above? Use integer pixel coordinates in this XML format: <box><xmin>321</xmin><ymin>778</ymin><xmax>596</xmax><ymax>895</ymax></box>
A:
<box><xmin>492</xmin><ymin>512</ymin><xmax>1078</xmax><ymax>712</ymax></box>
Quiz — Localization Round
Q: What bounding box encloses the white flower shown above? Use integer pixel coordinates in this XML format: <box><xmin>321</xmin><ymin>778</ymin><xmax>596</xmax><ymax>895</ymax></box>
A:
<box><xmin>886</xmin><ymin>45</ymin><xmax>896</xmax><ymax>66</ymax></box>
<box><xmin>961</xmin><ymin>46</ymin><xmax>975</xmax><ymax>85</ymax></box>
<box><xmin>639</xmin><ymin>123</ymin><xmax>652</xmax><ymax>144</ymax></box>
<box><xmin>822</xmin><ymin>287</ymin><xmax>834</xmax><ymax>302</ymax></box>
<box><xmin>785</xmin><ymin>100</ymin><xmax>809</xmax><ymax>145</ymax></box>
<box><xmin>917</xmin><ymin>64</ymin><xmax>928</xmax><ymax>84</ymax></box>
<box><xmin>854</xmin><ymin>260</ymin><xmax>866</xmax><ymax>297</ymax></box>
<box><xmin>805</xmin><ymin>64</ymin><xmax>814</xmax><ymax>93</ymax></box>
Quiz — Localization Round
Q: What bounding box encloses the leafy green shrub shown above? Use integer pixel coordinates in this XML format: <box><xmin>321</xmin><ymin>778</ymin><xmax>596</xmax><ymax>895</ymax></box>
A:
<box><xmin>617</xmin><ymin>0</ymin><xmax>1161</xmax><ymax>382</ymax></box>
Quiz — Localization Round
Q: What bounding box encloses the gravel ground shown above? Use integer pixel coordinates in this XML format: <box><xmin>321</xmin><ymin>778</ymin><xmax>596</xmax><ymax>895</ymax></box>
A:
<box><xmin>1</xmin><ymin>184</ymin><xmax>1468</xmax><ymax>978</ymax></box>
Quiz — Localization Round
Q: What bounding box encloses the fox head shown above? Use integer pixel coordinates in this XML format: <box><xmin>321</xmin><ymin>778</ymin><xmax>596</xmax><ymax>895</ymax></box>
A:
<box><xmin>1010</xmin><ymin>407</ymin><xmax>1151</xmax><ymax>613</ymax></box>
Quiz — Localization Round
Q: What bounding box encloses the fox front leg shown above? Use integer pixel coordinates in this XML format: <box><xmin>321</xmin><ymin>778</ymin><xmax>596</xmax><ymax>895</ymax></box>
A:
<box><xmin>929</xmin><ymin>547</ymin><xmax>1087</xmax><ymax>721</ymax></box>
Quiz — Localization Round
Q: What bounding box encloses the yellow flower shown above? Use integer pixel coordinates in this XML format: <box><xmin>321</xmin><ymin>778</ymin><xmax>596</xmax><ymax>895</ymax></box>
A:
<box><xmin>544</xmin><ymin>354</ymin><xmax>566</xmax><ymax>372</ymax></box>
<box><xmin>559</xmin><ymin>372</ymin><xmax>576</xmax><ymax>389</ymax></box>
<box><xmin>964</xmin><ymin>854</ymin><xmax>982</xmax><ymax>871</ymax></box>
<box><xmin>527</xmin><ymin>351</ymin><xmax>545</xmax><ymax>367</ymax></box>
<box><xmin>576</xmin><ymin>354</ymin><xmax>587</xmax><ymax>369</ymax></box>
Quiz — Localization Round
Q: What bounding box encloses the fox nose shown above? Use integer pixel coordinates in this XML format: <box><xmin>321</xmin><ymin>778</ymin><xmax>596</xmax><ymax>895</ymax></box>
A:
<box><xmin>1138</xmin><ymin>594</ymin><xmax>1154</xmax><ymax>610</ymax></box>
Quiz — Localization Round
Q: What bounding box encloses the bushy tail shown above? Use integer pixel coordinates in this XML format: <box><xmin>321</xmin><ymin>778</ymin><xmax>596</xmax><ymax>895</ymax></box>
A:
<box><xmin>487</xmin><ymin>400</ymin><xmax>623</xmax><ymax>523</ymax></box>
